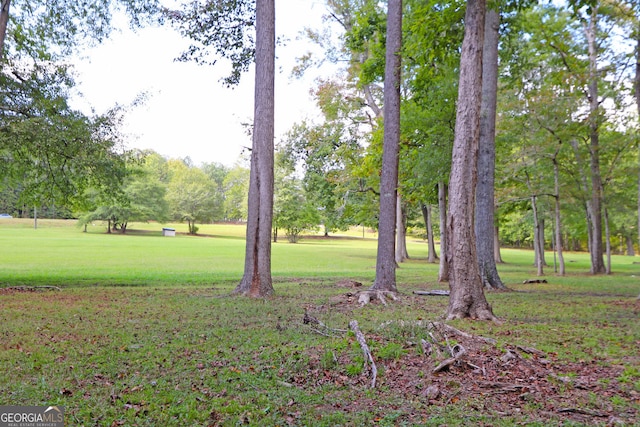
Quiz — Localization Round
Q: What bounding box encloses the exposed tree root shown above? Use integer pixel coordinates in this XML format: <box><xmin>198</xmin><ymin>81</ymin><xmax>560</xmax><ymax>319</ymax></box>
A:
<box><xmin>433</xmin><ymin>343</ymin><xmax>467</xmax><ymax>373</ymax></box>
<box><xmin>357</xmin><ymin>290</ymin><xmax>399</xmax><ymax>306</ymax></box>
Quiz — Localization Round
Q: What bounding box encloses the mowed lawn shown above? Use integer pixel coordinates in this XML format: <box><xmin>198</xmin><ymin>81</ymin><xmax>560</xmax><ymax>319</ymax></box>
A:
<box><xmin>0</xmin><ymin>219</ymin><xmax>639</xmax><ymax>426</ymax></box>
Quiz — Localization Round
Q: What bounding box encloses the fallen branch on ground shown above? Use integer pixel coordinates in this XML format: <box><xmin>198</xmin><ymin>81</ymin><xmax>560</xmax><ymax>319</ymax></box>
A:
<box><xmin>349</xmin><ymin>320</ymin><xmax>377</xmax><ymax>388</ymax></box>
<box><xmin>413</xmin><ymin>290</ymin><xmax>450</xmax><ymax>296</ymax></box>
<box><xmin>557</xmin><ymin>407</ymin><xmax>607</xmax><ymax>417</ymax></box>
<box><xmin>515</xmin><ymin>345</ymin><xmax>546</xmax><ymax>357</ymax></box>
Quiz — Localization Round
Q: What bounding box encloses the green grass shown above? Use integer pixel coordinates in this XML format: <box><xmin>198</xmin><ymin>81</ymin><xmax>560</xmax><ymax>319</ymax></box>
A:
<box><xmin>0</xmin><ymin>219</ymin><xmax>639</xmax><ymax>426</ymax></box>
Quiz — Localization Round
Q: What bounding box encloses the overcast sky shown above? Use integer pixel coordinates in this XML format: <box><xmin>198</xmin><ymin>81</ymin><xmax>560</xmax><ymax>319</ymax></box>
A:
<box><xmin>70</xmin><ymin>1</ymin><xmax>333</xmax><ymax>167</ymax></box>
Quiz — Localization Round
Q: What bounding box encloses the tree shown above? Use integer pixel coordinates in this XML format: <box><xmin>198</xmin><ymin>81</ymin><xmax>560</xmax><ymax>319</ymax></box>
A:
<box><xmin>0</xmin><ymin>0</ymin><xmax>158</xmax><ymax>60</ymax></box>
<box><xmin>371</xmin><ymin>0</ymin><xmax>402</xmax><ymax>294</ymax></box>
<box><xmin>273</xmin><ymin>167</ymin><xmax>319</xmax><ymax>243</ymax></box>
<box><xmin>475</xmin><ymin>7</ymin><xmax>507</xmax><ymax>290</ymax></box>
<box><xmin>223</xmin><ymin>164</ymin><xmax>250</xmax><ymax>221</ymax></box>
<box><xmin>166</xmin><ymin>160</ymin><xmax>218</xmax><ymax>235</ymax></box>
<box><xmin>0</xmin><ymin>0</ymin><xmax>158</xmax><ymax>217</ymax></box>
<box><xmin>446</xmin><ymin>0</ymin><xmax>497</xmax><ymax>321</ymax></box>
<box><xmin>234</xmin><ymin>0</ymin><xmax>275</xmax><ymax>297</ymax></box>
<box><xmin>167</xmin><ymin>0</ymin><xmax>275</xmax><ymax>296</ymax></box>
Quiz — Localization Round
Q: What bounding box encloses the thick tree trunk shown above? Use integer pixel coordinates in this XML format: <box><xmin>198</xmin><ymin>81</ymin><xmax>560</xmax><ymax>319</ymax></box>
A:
<box><xmin>445</xmin><ymin>0</ymin><xmax>496</xmax><ymax>321</ymax></box>
<box><xmin>0</xmin><ymin>0</ymin><xmax>10</xmax><ymax>59</ymax></box>
<box><xmin>585</xmin><ymin>10</ymin><xmax>606</xmax><ymax>274</ymax></box>
<box><xmin>626</xmin><ymin>235</ymin><xmax>635</xmax><ymax>256</ymax></box>
<box><xmin>371</xmin><ymin>0</ymin><xmax>402</xmax><ymax>292</ymax></box>
<box><xmin>475</xmin><ymin>7</ymin><xmax>506</xmax><ymax>291</ymax></box>
<box><xmin>438</xmin><ymin>182</ymin><xmax>449</xmax><ymax>282</ymax></box>
<box><xmin>422</xmin><ymin>203</ymin><xmax>438</xmax><ymax>263</ymax></box>
<box><xmin>234</xmin><ymin>0</ymin><xmax>275</xmax><ymax>297</ymax></box>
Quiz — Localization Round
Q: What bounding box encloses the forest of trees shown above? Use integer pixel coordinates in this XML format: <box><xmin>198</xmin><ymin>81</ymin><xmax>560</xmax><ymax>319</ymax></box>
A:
<box><xmin>1</xmin><ymin>0</ymin><xmax>640</xmax><ymax>309</ymax></box>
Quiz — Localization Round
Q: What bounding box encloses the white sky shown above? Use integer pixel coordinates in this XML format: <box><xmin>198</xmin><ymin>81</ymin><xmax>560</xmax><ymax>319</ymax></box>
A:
<box><xmin>70</xmin><ymin>0</ymin><xmax>333</xmax><ymax>167</ymax></box>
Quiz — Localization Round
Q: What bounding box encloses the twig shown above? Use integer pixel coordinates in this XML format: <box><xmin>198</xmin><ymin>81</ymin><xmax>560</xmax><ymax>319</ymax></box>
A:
<box><xmin>349</xmin><ymin>320</ymin><xmax>377</xmax><ymax>388</ymax></box>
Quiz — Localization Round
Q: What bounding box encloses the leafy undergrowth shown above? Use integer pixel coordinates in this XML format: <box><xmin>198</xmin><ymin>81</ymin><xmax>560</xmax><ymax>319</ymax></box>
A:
<box><xmin>0</xmin><ymin>281</ymin><xmax>638</xmax><ymax>426</ymax></box>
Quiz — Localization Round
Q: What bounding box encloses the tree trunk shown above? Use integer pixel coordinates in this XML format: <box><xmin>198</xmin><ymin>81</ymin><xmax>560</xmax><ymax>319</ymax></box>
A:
<box><xmin>585</xmin><ymin>10</ymin><xmax>606</xmax><ymax>275</ymax></box>
<box><xmin>604</xmin><ymin>204</ymin><xmax>612</xmax><ymax>274</ymax></box>
<box><xmin>445</xmin><ymin>0</ymin><xmax>496</xmax><ymax>321</ymax></box>
<box><xmin>531</xmin><ymin>196</ymin><xmax>544</xmax><ymax>276</ymax></box>
<box><xmin>553</xmin><ymin>157</ymin><xmax>565</xmax><ymax>275</ymax></box>
<box><xmin>371</xmin><ymin>0</ymin><xmax>402</xmax><ymax>293</ymax></box>
<box><xmin>493</xmin><ymin>223</ymin><xmax>504</xmax><ymax>263</ymax></box>
<box><xmin>422</xmin><ymin>203</ymin><xmax>438</xmax><ymax>263</ymax></box>
<box><xmin>0</xmin><ymin>0</ymin><xmax>10</xmax><ymax>59</ymax></box>
<box><xmin>438</xmin><ymin>182</ymin><xmax>449</xmax><ymax>282</ymax></box>
<box><xmin>626</xmin><ymin>235</ymin><xmax>635</xmax><ymax>256</ymax></box>
<box><xmin>538</xmin><ymin>217</ymin><xmax>547</xmax><ymax>266</ymax></box>
<box><xmin>395</xmin><ymin>193</ymin><xmax>408</xmax><ymax>264</ymax></box>
<box><xmin>570</xmin><ymin>138</ymin><xmax>595</xmax><ymax>258</ymax></box>
<box><xmin>475</xmin><ymin>7</ymin><xmax>506</xmax><ymax>291</ymax></box>
<box><xmin>234</xmin><ymin>0</ymin><xmax>275</xmax><ymax>297</ymax></box>
<box><xmin>635</xmin><ymin>26</ymin><xmax>640</xmax><ymax>253</ymax></box>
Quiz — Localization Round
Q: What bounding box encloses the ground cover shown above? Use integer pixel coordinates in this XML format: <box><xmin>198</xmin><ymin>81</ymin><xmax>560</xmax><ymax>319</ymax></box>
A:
<box><xmin>0</xmin><ymin>219</ymin><xmax>638</xmax><ymax>425</ymax></box>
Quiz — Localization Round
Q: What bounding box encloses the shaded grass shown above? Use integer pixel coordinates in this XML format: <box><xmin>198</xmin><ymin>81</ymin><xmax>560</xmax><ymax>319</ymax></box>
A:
<box><xmin>0</xmin><ymin>219</ymin><xmax>639</xmax><ymax>425</ymax></box>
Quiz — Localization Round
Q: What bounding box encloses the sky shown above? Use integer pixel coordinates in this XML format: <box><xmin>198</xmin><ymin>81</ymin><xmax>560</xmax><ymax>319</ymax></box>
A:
<box><xmin>70</xmin><ymin>1</ymin><xmax>334</xmax><ymax>167</ymax></box>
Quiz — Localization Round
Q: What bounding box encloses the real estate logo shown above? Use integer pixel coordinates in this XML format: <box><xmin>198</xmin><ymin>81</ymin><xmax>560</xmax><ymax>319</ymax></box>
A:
<box><xmin>0</xmin><ymin>406</ymin><xmax>64</xmax><ymax>427</ymax></box>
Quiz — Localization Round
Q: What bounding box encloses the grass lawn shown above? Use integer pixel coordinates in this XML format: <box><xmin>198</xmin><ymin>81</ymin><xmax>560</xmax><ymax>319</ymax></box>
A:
<box><xmin>0</xmin><ymin>219</ymin><xmax>638</xmax><ymax>426</ymax></box>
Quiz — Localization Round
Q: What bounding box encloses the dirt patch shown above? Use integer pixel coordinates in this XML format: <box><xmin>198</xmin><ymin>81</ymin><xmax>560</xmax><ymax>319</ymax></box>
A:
<box><xmin>292</xmin><ymin>323</ymin><xmax>638</xmax><ymax>425</ymax></box>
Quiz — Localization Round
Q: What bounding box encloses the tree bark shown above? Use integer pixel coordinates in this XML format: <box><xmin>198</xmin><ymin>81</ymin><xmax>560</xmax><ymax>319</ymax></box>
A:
<box><xmin>493</xmin><ymin>222</ymin><xmax>504</xmax><ymax>263</ymax></box>
<box><xmin>0</xmin><ymin>0</ymin><xmax>10</xmax><ymax>59</ymax></box>
<box><xmin>371</xmin><ymin>0</ymin><xmax>402</xmax><ymax>292</ymax></box>
<box><xmin>626</xmin><ymin>235</ymin><xmax>635</xmax><ymax>256</ymax></box>
<box><xmin>585</xmin><ymin>9</ymin><xmax>606</xmax><ymax>274</ymax></box>
<box><xmin>234</xmin><ymin>0</ymin><xmax>275</xmax><ymax>297</ymax></box>
<box><xmin>438</xmin><ymin>182</ymin><xmax>449</xmax><ymax>282</ymax></box>
<box><xmin>475</xmin><ymin>7</ymin><xmax>506</xmax><ymax>291</ymax></box>
<box><xmin>395</xmin><ymin>193</ymin><xmax>409</xmax><ymax>264</ymax></box>
<box><xmin>445</xmin><ymin>0</ymin><xmax>496</xmax><ymax>321</ymax></box>
<box><xmin>422</xmin><ymin>203</ymin><xmax>438</xmax><ymax>263</ymax></box>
